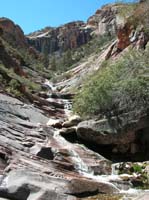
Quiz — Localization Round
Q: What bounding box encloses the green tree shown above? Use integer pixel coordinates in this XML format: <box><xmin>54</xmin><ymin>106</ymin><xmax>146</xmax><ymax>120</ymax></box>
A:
<box><xmin>73</xmin><ymin>48</ymin><xmax>149</xmax><ymax>118</ymax></box>
<box><xmin>41</xmin><ymin>41</ymin><xmax>49</xmax><ymax>68</ymax></box>
<box><xmin>66</xmin><ymin>49</ymin><xmax>73</xmax><ymax>67</ymax></box>
<box><xmin>50</xmin><ymin>55</ymin><xmax>57</xmax><ymax>71</ymax></box>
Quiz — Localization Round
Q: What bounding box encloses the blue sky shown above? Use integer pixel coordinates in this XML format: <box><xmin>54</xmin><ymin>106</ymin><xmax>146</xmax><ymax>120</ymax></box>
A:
<box><xmin>1</xmin><ymin>0</ymin><xmax>131</xmax><ymax>34</ymax></box>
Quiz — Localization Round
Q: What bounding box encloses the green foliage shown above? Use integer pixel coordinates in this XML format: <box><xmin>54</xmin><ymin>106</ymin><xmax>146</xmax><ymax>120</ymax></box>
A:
<box><xmin>118</xmin><ymin>162</ymin><xmax>149</xmax><ymax>189</ymax></box>
<box><xmin>73</xmin><ymin>48</ymin><xmax>149</xmax><ymax>118</ymax></box>
<box><xmin>127</xmin><ymin>0</ymin><xmax>149</xmax><ymax>33</ymax></box>
<box><xmin>0</xmin><ymin>64</ymin><xmax>41</xmax><ymax>95</ymax></box>
<box><xmin>43</xmin><ymin>53</ymin><xmax>49</xmax><ymax>69</ymax></box>
<box><xmin>82</xmin><ymin>34</ymin><xmax>114</xmax><ymax>55</ymax></box>
<box><xmin>9</xmin><ymin>79</ymin><xmax>20</xmax><ymax>89</ymax></box>
<box><xmin>52</xmin><ymin>71</ymin><xmax>73</xmax><ymax>83</ymax></box>
<box><xmin>6</xmin><ymin>79</ymin><xmax>22</xmax><ymax>97</ymax></box>
<box><xmin>0</xmin><ymin>35</ymin><xmax>49</xmax><ymax>97</ymax></box>
<box><xmin>132</xmin><ymin>164</ymin><xmax>142</xmax><ymax>173</ymax></box>
<box><xmin>62</xmin><ymin>49</ymin><xmax>73</xmax><ymax>68</ymax></box>
<box><xmin>50</xmin><ymin>55</ymin><xmax>56</xmax><ymax>70</ymax></box>
<box><xmin>131</xmin><ymin>163</ymin><xmax>149</xmax><ymax>189</ymax></box>
<box><xmin>117</xmin><ymin>1</ymin><xmax>138</xmax><ymax>20</ymax></box>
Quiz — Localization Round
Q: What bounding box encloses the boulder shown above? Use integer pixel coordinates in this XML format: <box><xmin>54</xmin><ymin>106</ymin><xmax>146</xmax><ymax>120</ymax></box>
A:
<box><xmin>76</xmin><ymin>112</ymin><xmax>149</xmax><ymax>161</ymax></box>
<box><xmin>76</xmin><ymin>118</ymin><xmax>134</xmax><ymax>145</ymax></box>
<box><xmin>47</xmin><ymin>118</ymin><xmax>63</xmax><ymax>128</ymax></box>
<box><xmin>63</xmin><ymin>115</ymin><xmax>82</xmax><ymax>128</ymax></box>
<box><xmin>77</xmin><ymin>112</ymin><xmax>149</xmax><ymax>146</ymax></box>
<box><xmin>59</xmin><ymin>127</ymin><xmax>77</xmax><ymax>136</ymax></box>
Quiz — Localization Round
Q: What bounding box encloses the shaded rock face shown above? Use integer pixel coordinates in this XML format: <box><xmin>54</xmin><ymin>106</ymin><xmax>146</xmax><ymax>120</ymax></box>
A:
<box><xmin>0</xmin><ymin>146</ymin><xmax>11</xmax><ymax>172</ymax></box>
<box><xmin>76</xmin><ymin>112</ymin><xmax>149</xmax><ymax>161</ymax></box>
<box><xmin>27</xmin><ymin>21</ymin><xmax>92</xmax><ymax>54</ymax></box>
<box><xmin>0</xmin><ymin>17</ymin><xmax>28</xmax><ymax>47</ymax></box>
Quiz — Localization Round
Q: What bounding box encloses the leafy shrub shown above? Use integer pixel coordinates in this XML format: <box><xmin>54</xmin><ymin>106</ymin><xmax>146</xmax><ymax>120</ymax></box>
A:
<box><xmin>8</xmin><ymin>79</ymin><xmax>20</xmax><ymax>89</ymax></box>
<box><xmin>128</xmin><ymin>0</ymin><xmax>149</xmax><ymax>33</ymax></box>
<box><xmin>5</xmin><ymin>79</ymin><xmax>21</xmax><ymax>97</ymax></box>
<box><xmin>73</xmin><ymin>48</ymin><xmax>149</xmax><ymax>118</ymax></box>
<box><xmin>132</xmin><ymin>164</ymin><xmax>142</xmax><ymax>173</ymax></box>
<box><xmin>117</xmin><ymin>1</ymin><xmax>138</xmax><ymax>21</ymax></box>
<box><xmin>0</xmin><ymin>64</ymin><xmax>41</xmax><ymax>95</ymax></box>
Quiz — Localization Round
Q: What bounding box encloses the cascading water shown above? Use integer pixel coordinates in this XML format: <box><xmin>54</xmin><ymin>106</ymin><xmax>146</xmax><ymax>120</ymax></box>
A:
<box><xmin>70</xmin><ymin>149</ymin><xmax>94</xmax><ymax>174</ymax></box>
<box><xmin>54</xmin><ymin>130</ymin><xmax>121</xmax><ymax>191</ymax></box>
<box><xmin>44</xmin><ymin>78</ymin><xmax>72</xmax><ymax>117</ymax></box>
<box><xmin>111</xmin><ymin>163</ymin><xmax>119</xmax><ymax>175</ymax></box>
<box><xmin>53</xmin><ymin>122</ymin><xmax>148</xmax><ymax>198</ymax></box>
<box><xmin>63</xmin><ymin>99</ymin><xmax>72</xmax><ymax>117</ymax></box>
<box><xmin>43</xmin><ymin>79</ymin><xmax>56</xmax><ymax>91</ymax></box>
<box><xmin>53</xmin><ymin>130</ymin><xmax>94</xmax><ymax>174</ymax></box>
<box><xmin>45</xmin><ymin>78</ymin><xmax>149</xmax><ymax>198</ymax></box>
<box><xmin>80</xmin><ymin>163</ymin><xmax>149</xmax><ymax>198</ymax></box>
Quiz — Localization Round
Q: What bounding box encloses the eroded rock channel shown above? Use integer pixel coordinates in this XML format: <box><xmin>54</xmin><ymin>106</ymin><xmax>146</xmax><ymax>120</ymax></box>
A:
<box><xmin>0</xmin><ymin>82</ymin><xmax>149</xmax><ymax>200</ymax></box>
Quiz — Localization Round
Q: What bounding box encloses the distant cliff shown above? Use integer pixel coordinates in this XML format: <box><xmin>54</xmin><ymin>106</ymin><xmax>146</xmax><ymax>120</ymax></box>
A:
<box><xmin>27</xmin><ymin>21</ymin><xmax>92</xmax><ymax>54</ymax></box>
<box><xmin>27</xmin><ymin>3</ymin><xmax>132</xmax><ymax>54</ymax></box>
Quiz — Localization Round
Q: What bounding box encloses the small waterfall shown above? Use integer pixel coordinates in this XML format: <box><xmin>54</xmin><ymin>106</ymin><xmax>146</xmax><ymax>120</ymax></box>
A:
<box><xmin>53</xmin><ymin>131</ymin><xmax>144</xmax><ymax>194</ymax></box>
<box><xmin>53</xmin><ymin>130</ymin><xmax>69</xmax><ymax>146</ymax></box>
<box><xmin>44</xmin><ymin>79</ymin><xmax>56</xmax><ymax>91</ymax></box>
<box><xmin>53</xmin><ymin>130</ymin><xmax>120</xmax><ymax>191</ymax></box>
<box><xmin>82</xmin><ymin>163</ymin><xmax>149</xmax><ymax>196</ymax></box>
<box><xmin>54</xmin><ymin>131</ymin><xmax>149</xmax><ymax>194</ymax></box>
<box><xmin>53</xmin><ymin>131</ymin><xmax>92</xmax><ymax>173</ymax></box>
<box><xmin>70</xmin><ymin>150</ymin><xmax>94</xmax><ymax>174</ymax></box>
<box><xmin>81</xmin><ymin>171</ymin><xmax>121</xmax><ymax>192</ymax></box>
<box><xmin>63</xmin><ymin>99</ymin><xmax>72</xmax><ymax>117</ymax></box>
<box><xmin>43</xmin><ymin>79</ymin><xmax>72</xmax><ymax>117</ymax></box>
<box><xmin>111</xmin><ymin>163</ymin><xmax>119</xmax><ymax>175</ymax></box>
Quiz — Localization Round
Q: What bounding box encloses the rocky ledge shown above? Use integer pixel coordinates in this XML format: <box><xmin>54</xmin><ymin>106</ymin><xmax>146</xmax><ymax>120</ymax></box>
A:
<box><xmin>76</xmin><ymin>111</ymin><xmax>149</xmax><ymax>161</ymax></box>
<box><xmin>0</xmin><ymin>93</ymin><xmax>120</xmax><ymax>200</ymax></box>
<box><xmin>27</xmin><ymin>21</ymin><xmax>92</xmax><ymax>54</ymax></box>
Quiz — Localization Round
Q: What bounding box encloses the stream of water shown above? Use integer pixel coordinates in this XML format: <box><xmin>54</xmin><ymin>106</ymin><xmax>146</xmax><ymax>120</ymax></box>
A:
<box><xmin>46</xmin><ymin>80</ymin><xmax>149</xmax><ymax>199</ymax></box>
<box><xmin>44</xmin><ymin>79</ymin><xmax>56</xmax><ymax>91</ymax></box>
<box><xmin>70</xmin><ymin>152</ymin><xmax>149</xmax><ymax>198</ymax></box>
<box><xmin>63</xmin><ymin>99</ymin><xmax>72</xmax><ymax>117</ymax></box>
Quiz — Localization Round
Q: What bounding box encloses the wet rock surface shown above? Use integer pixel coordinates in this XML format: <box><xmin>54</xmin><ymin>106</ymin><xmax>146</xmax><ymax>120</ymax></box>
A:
<box><xmin>0</xmin><ymin>93</ymin><xmax>120</xmax><ymax>200</ymax></box>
